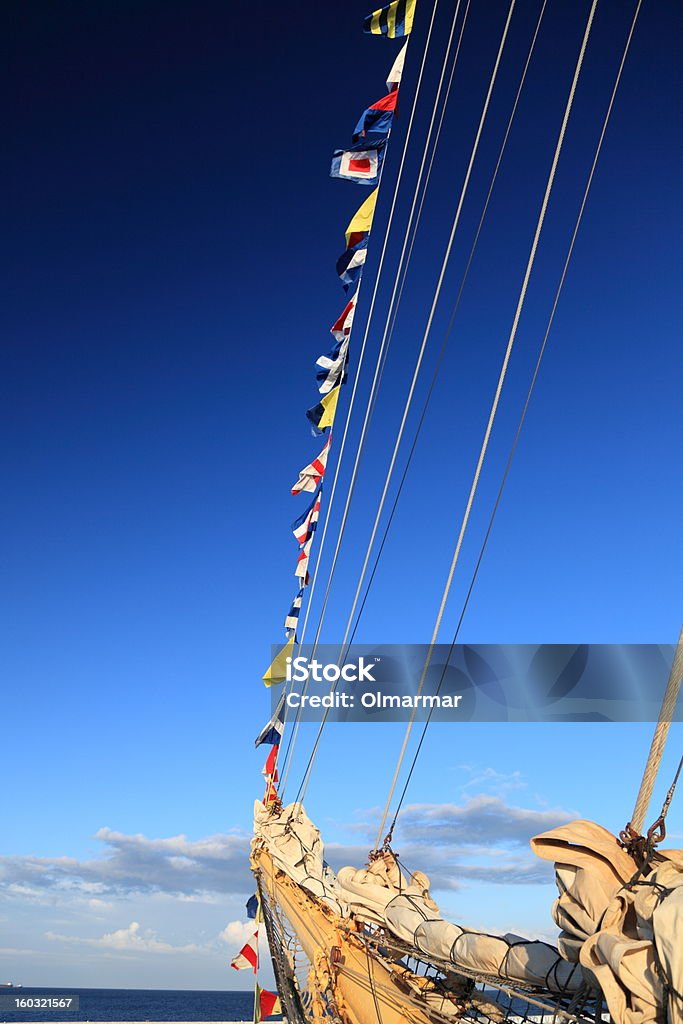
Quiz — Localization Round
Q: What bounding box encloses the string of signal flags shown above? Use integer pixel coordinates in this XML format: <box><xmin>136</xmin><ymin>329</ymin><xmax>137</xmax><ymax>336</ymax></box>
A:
<box><xmin>260</xmin><ymin>0</ymin><xmax>415</xmax><ymax>704</ymax></box>
<box><xmin>231</xmin><ymin>2</ymin><xmax>417</xmax><ymax>1012</ymax></box>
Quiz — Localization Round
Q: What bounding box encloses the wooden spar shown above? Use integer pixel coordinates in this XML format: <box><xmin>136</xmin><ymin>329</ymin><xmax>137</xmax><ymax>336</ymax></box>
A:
<box><xmin>253</xmin><ymin>849</ymin><xmax>441</xmax><ymax>1024</ymax></box>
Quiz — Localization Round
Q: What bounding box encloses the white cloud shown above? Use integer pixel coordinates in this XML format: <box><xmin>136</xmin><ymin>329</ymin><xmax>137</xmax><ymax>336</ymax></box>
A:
<box><xmin>87</xmin><ymin>898</ymin><xmax>113</xmax><ymax>912</ymax></box>
<box><xmin>0</xmin><ymin>829</ymin><xmax>252</xmax><ymax>901</ymax></box>
<box><xmin>218</xmin><ymin>920</ymin><xmax>254</xmax><ymax>946</ymax></box>
<box><xmin>45</xmin><ymin>922</ymin><xmax>203</xmax><ymax>955</ymax></box>
<box><xmin>0</xmin><ymin>791</ymin><xmax>578</xmax><ymax>907</ymax></box>
<box><xmin>332</xmin><ymin>794</ymin><xmax>578</xmax><ymax>889</ymax></box>
<box><xmin>459</xmin><ymin>766</ymin><xmax>527</xmax><ymax>793</ymax></box>
<box><xmin>0</xmin><ymin>947</ymin><xmax>49</xmax><ymax>956</ymax></box>
<box><xmin>396</xmin><ymin>794</ymin><xmax>577</xmax><ymax>846</ymax></box>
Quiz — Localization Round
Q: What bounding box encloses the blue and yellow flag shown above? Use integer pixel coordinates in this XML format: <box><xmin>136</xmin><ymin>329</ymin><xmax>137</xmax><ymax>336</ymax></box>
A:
<box><xmin>364</xmin><ymin>0</ymin><xmax>416</xmax><ymax>37</ymax></box>
<box><xmin>306</xmin><ymin>386</ymin><xmax>340</xmax><ymax>435</ymax></box>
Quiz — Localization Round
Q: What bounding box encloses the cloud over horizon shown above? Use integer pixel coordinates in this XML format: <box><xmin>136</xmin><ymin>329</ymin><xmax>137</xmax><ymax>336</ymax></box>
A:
<box><xmin>45</xmin><ymin>921</ymin><xmax>205</xmax><ymax>956</ymax></box>
<box><xmin>0</xmin><ymin>829</ymin><xmax>253</xmax><ymax>903</ymax></box>
<box><xmin>0</xmin><ymin>792</ymin><xmax>577</xmax><ymax>987</ymax></box>
<box><xmin>0</xmin><ymin>794</ymin><xmax>577</xmax><ymax>906</ymax></box>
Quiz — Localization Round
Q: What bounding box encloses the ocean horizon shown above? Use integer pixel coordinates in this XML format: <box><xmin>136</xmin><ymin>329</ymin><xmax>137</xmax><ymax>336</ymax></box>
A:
<box><xmin>0</xmin><ymin>988</ymin><xmax>280</xmax><ymax>1023</ymax></box>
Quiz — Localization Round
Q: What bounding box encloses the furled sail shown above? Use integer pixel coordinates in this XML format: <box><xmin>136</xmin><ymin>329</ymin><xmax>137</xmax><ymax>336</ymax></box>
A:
<box><xmin>253</xmin><ymin>800</ymin><xmax>583</xmax><ymax>995</ymax></box>
<box><xmin>532</xmin><ymin>821</ymin><xmax>683</xmax><ymax>1024</ymax></box>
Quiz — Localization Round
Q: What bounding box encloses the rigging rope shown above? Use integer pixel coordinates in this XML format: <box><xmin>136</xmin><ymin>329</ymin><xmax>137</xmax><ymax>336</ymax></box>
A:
<box><xmin>338</xmin><ymin>0</ymin><xmax>517</xmax><ymax>657</ymax></box>
<box><xmin>349</xmin><ymin>0</ymin><xmax>473</xmax><ymax>438</ymax></box>
<box><xmin>293</xmin><ymin>0</ymin><xmax>519</xmax><ymax>809</ymax></box>
<box><xmin>374</xmin><ymin>0</ymin><xmax>601</xmax><ymax>851</ymax></box>
<box><xmin>630</xmin><ymin>626</ymin><xmax>683</xmax><ymax>834</ymax></box>
<box><xmin>280</xmin><ymin>0</ymin><xmax>466</xmax><ymax>794</ymax></box>
<box><xmin>345</xmin><ymin>0</ymin><xmax>549</xmax><ymax>653</ymax></box>
<box><xmin>301</xmin><ymin>0</ymin><xmax>467</xmax><ymax>658</ymax></box>
<box><xmin>294</xmin><ymin>4</ymin><xmax>441</xmax><ymax>654</ymax></box>
<box><xmin>322</xmin><ymin>0</ymin><xmax>545</xmax><ymax>673</ymax></box>
<box><xmin>376</xmin><ymin>0</ymin><xmax>647</xmax><ymax>847</ymax></box>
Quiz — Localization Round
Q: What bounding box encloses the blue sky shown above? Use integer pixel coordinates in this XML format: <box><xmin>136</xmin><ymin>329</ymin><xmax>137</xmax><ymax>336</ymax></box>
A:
<box><xmin>1</xmin><ymin>0</ymin><xmax>682</xmax><ymax>991</ymax></box>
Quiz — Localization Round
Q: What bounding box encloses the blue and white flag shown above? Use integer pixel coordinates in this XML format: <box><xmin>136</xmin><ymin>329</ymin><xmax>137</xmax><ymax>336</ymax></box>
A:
<box><xmin>284</xmin><ymin>587</ymin><xmax>304</xmax><ymax>633</ymax></box>
<box><xmin>254</xmin><ymin>694</ymin><xmax>286</xmax><ymax>749</ymax></box>
<box><xmin>246</xmin><ymin>894</ymin><xmax>259</xmax><ymax>919</ymax></box>
<box><xmin>291</xmin><ymin>487</ymin><xmax>322</xmax><ymax>545</ymax></box>
<box><xmin>316</xmin><ymin>337</ymin><xmax>349</xmax><ymax>395</ymax></box>
<box><xmin>330</xmin><ymin>144</ymin><xmax>385</xmax><ymax>186</ymax></box>
<box><xmin>337</xmin><ymin>238</ymin><xmax>367</xmax><ymax>292</ymax></box>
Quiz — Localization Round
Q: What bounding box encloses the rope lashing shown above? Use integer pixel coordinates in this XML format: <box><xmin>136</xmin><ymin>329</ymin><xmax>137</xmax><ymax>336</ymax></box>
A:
<box><xmin>620</xmin><ymin>752</ymin><xmax>683</xmax><ymax>870</ymax></box>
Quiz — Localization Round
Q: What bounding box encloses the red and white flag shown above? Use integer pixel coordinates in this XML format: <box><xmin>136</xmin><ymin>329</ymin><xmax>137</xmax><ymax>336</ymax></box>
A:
<box><xmin>330</xmin><ymin>146</ymin><xmax>384</xmax><ymax>184</ymax></box>
<box><xmin>291</xmin><ymin>438</ymin><xmax>331</xmax><ymax>495</ymax></box>
<box><xmin>295</xmin><ymin>535</ymin><xmax>314</xmax><ymax>581</ymax></box>
<box><xmin>230</xmin><ymin>929</ymin><xmax>258</xmax><ymax>972</ymax></box>
<box><xmin>387</xmin><ymin>42</ymin><xmax>407</xmax><ymax>92</ymax></box>
<box><xmin>330</xmin><ymin>295</ymin><xmax>357</xmax><ymax>343</ymax></box>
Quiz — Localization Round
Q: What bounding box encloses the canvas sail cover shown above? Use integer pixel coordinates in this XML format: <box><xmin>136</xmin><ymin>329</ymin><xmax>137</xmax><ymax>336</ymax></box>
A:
<box><xmin>336</xmin><ymin>854</ymin><xmax>581</xmax><ymax>993</ymax></box>
<box><xmin>253</xmin><ymin>800</ymin><xmax>346</xmax><ymax>915</ymax></box>
<box><xmin>531</xmin><ymin>820</ymin><xmax>683</xmax><ymax>1024</ymax></box>
<box><xmin>253</xmin><ymin>801</ymin><xmax>582</xmax><ymax>994</ymax></box>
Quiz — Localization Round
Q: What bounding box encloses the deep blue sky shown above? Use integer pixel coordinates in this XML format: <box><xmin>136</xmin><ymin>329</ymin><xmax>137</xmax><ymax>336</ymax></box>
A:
<box><xmin>1</xmin><ymin>0</ymin><xmax>681</xmax><ymax>988</ymax></box>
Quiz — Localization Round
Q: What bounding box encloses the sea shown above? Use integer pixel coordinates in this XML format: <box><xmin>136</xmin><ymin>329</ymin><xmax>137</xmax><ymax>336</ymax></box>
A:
<box><xmin>0</xmin><ymin>989</ymin><xmax>275</xmax><ymax>1023</ymax></box>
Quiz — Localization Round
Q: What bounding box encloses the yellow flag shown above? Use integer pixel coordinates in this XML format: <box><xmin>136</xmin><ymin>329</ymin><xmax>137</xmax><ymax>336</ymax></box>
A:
<box><xmin>365</xmin><ymin>0</ymin><xmax>416</xmax><ymax>37</ymax></box>
<box><xmin>262</xmin><ymin>635</ymin><xmax>295</xmax><ymax>688</ymax></box>
<box><xmin>345</xmin><ymin>188</ymin><xmax>378</xmax><ymax>247</ymax></box>
<box><xmin>319</xmin><ymin>386</ymin><xmax>340</xmax><ymax>431</ymax></box>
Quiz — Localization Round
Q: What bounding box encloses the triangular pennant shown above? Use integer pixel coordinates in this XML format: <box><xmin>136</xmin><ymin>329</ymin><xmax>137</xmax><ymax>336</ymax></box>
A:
<box><xmin>291</xmin><ymin>438</ymin><xmax>331</xmax><ymax>494</ymax></box>
<box><xmin>291</xmin><ymin>486</ymin><xmax>322</xmax><ymax>545</ymax></box>
<box><xmin>254</xmin><ymin>694</ymin><xmax>286</xmax><ymax>748</ymax></box>
<box><xmin>387</xmin><ymin>41</ymin><xmax>407</xmax><ymax>91</ymax></box>
<box><xmin>230</xmin><ymin>929</ymin><xmax>258</xmax><ymax>972</ymax></box>
<box><xmin>256</xmin><ymin>986</ymin><xmax>282</xmax><ymax>1021</ymax></box>
<box><xmin>345</xmin><ymin>189</ymin><xmax>378</xmax><ymax>248</ymax></box>
<box><xmin>284</xmin><ymin>587</ymin><xmax>304</xmax><ymax>633</ymax></box>
<box><xmin>262</xmin><ymin>635</ymin><xmax>295</xmax><ymax>688</ymax></box>
<box><xmin>306</xmin><ymin>386</ymin><xmax>340</xmax><ymax>435</ymax></box>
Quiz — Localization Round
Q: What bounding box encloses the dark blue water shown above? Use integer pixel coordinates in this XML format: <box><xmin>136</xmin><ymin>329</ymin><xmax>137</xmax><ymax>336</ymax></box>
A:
<box><xmin>0</xmin><ymin>988</ymin><xmax>276</xmax><ymax>1023</ymax></box>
